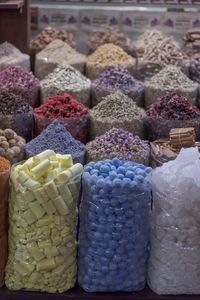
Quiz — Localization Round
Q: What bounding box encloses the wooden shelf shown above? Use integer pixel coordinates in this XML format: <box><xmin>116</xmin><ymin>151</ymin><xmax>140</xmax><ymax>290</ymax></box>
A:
<box><xmin>1</xmin><ymin>286</ymin><xmax>200</xmax><ymax>300</ymax></box>
<box><xmin>0</xmin><ymin>0</ymin><xmax>24</xmax><ymax>9</ymax></box>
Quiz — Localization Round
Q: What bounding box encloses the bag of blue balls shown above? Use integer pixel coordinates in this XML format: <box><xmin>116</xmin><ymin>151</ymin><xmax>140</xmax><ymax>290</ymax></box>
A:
<box><xmin>78</xmin><ymin>157</ymin><xmax>152</xmax><ymax>292</ymax></box>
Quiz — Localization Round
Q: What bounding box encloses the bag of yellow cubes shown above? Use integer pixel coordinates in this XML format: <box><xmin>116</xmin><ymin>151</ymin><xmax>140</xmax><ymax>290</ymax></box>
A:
<box><xmin>5</xmin><ymin>150</ymin><xmax>83</xmax><ymax>293</ymax></box>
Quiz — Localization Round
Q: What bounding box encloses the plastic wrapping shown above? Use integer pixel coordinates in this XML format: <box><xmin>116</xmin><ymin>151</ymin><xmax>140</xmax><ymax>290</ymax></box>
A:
<box><xmin>86</xmin><ymin>61</ymin><xmax>136</xmax><ymax>80</ymax></box>
<box><xmin>0</xmin><ymin>163</ymin><xmax>10</xmax><ymax>287</ymax></box>
<box><xmin>5</xmin><ymin>151</ymin><xmax>83</xmax><ymax>293</ymax></box>
<box><xmin>145</xmin><ymin>116</ymin><xmax>200</xmax><ymax>141</ymax></box>
<box><xmin>0</xmin><ymin>112</ymin><xmax>33</xmax><ymax>142</ymax></box>
<box><xmin>145</xmin><ymin>83</ymin><xmax>198</xmax><ymax>108</ymax></box>
<box><xmin>148</xmin><ymin>147</ymin><xmax>200</xmax><ymax>295</ymax></box>
<box><xmin>34</xmin><ymin>114</ymin><xmax>89</xmax><ymax>144</ymax></box>
<box><xmin>90</xmin><ymin>115</ymin><xmax>146</xmax><ymax>140</ymax></box>
<box><xmin>91</xmin><ymin>84</ymin><xmax>144</xmax><ymax>107</ymax></box>
<box><xmin>0</xmin><ymin>42</ymin><xmax>30</xmax><ymax>72</ymax></box>
<box><xmin>35</xmin><ymin>40</ymin><xmax>86</xmax><ymax>80</ymax></box>
<box><xmin>78</xmin><ymin>159</ymin><xmax>151</xmax><ymax>292</ymax></box>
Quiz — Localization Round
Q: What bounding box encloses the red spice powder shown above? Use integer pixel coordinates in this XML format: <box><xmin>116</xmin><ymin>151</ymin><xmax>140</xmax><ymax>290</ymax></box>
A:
<box><xmin>34</xmin><ymin>93</ymin><xmax>89</xmax><ymax>119</ymax></box>
<box><xmin>0</xmin><ymin>156</ymin><xmax>10</xmax><ymax>172</ymax></box>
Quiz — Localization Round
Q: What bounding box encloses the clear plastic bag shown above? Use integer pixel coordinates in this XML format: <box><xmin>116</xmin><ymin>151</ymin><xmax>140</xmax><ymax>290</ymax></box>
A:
<box><xmin>35</xmin><ymin>40</ymin><xmax>86</xmax><ymax>80</ymax></box>
<box><xmin>0</xmin><ymin>112</ymin><xmax>33</xmax><ymax>142</ymax></box>
<box><xmin>78</xmin><ymin>169</ymin><xmax>151</xmax><ymax>292</ymax></box>
<box><xmin>148</xmin><ymin>147</ymin><xmax>200</xmax><ymax>294</ymax></box>
<box><xmin>0</xmin><ymin>165</ymin><xmax>11</xmax><ymax>287</ymax></box>
<box><xmin>5</xmin><ymin>154</ymin><xmax>82</xmax><ymax>293</ymax></box>
<box><xmin>146</xmin><ymin>116</ymin><xmax>200</xmax><ymax>141</ymax></box>
<box><xmin>34</xmin><ymin>114</ymin><xmax>89</xmax><ymax>144</ymax></box>
<box><xmin>90</xmin><ymin>115</ymin><xmax>146</xmax><ymax>140</ymax></box>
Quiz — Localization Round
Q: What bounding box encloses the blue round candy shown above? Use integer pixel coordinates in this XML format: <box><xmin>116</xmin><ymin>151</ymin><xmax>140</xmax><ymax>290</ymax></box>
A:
<box><xmin>145</xmin><ymin>167</ymin><xmax>152</xmax><ymax>174</ymax></box>
<box><xmin>117</xmin><ymin>173</ymin><xmax>124</xmax><ymax>180</ymax></box>
<box><xmin>126</xmin><ymin>171</ymin><xmax>135</xmax><ymax>180</ymax></box>
<box><xmin>100</xmin><ymin>165</ymin><xmax>110</xmax><ymax>174</ymax></box>
<box><xmin>113</xmin><ymin>178</ymin><xmax>122</xmax><ymax>188</ymax></box>
<box><xmin>97</xmin><ymin>179</ymin><xmax>105</xmax><ymax>188</ymax></box>
<box><xmin>109</xmin><ymin>263</ymin><xmax>117</xmax><ymax>271</ymax></box>
<box><xmin>90</xmin><ymin>174</ymin><xmax>99</xmax><ymax>184</ymax></box>
<box><xmin>93</xmin><ymin>232</ymin><xmax>102</xmax><ymax>240</ymax></box>
<box><xmin>104</xmin><ymin>180</ymin><xmax>112</xmax><ymax>192</ymax></box>
<box><xmin>135</xmin><ymin>175</ymin><xmax>144</xmax><ymax>183</ymax></box>
<box><xmin>117</xmin><ymin>166</ymin><xmax>126</xmax><ymax>175</ymax></box>
<box><xmin>109</xmin><ymin>171</ymin><xmax>117</xmax><ymax>180</ymax></box>
<box><xmin>112</xmin><ymin>158</ymin><xmax>121</xmax><ymax>168</ymax></box>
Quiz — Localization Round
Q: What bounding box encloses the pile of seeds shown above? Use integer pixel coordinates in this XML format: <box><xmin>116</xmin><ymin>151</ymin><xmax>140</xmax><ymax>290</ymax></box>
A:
<box><xmin>90</xmin><ymin>91</ymin><xmax>146</xmax><ymax>139</ymax></box>
<box><xmin>87</xmin><ymin>127</ymin><xmax>150</xmax><ymax>165</ymax></box>
<box><xmin>92</xmin><ymin>66</ymin><xmax>144</xmax><ymax>106</ymax></box>
<box><xmin>30</xmin><ymin>26</ymin><xmax>76</xmax><ymax>54</ymax></box>
<box><xmin>25</xmin><ymin>121</ymin><xmax>86</xmax><ymax>164</ymax></box>
<box><xmin>0</xmin><ymin>128</ymin><xmax>25</xmax><ymax>163</ymax></box>
<box><xmin>34</xmin><ymin>93</ymin><xmax>89</xmax><ymax>143</ymax></box>
<box><xmin>0</xmin><ymin>42</ymin><xmax>30</xmax><ymax>71</ymax></box>
<box><xmin>146</xmin><ymin>92</ymin><xmax>200</xmax><ymax>141</ymax></box>
<box><xmin>0</xmin><ymin>91</ymin><xmax>33</xmax><ymax>140</ymax></box>
<box><xmin>86</xmin><ymin>43</ymin><xmax>136</xmax><ymax>79</ymax></box>
<box><xmin>135</xmin><ymin>30</ymin><xmax>189</xmax><ymax>81</ymax></box>
<box><xmin>87</xmin><ymin>25</ymin><xmax>132</xmax><ymax>54</ymax></box>
<box><xmin>145</xmin><ymin>65</ymin><xmax>198</xmax><ymax>107</ymax></box>
<box><xmin>189</xmin><ymin>53</ymin><xmax>200</xmax><ymax>84</ymax></box>
<box><xmin>35</xmin><ymin>39</ymin><xmax>86</xmax><ymax>79</ymax></box>
<box><xmin>41</xmin><ymin>64</ymin><xmax>91</xmax><ymax>106</ymax></box>
<box><xmin>0</xmin><ymin>65</ymin><xmax>40</xmax><ymax>108</ymax></box>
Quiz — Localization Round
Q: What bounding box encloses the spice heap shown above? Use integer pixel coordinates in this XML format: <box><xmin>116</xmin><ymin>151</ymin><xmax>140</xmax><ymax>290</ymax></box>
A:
<box><xmin>136</xmin><ymin>30</ymin><xmax>189</xmax><ymax>80</ymax></box>
<box><xmin>35</xmin><ymin>93</ymin><xmax>88</xmax><ymax>119</ymax></box>
<box><xmin>30</xmin><ymin>26</ymin><xmax>76</xmax><ymax>54</ymax></box>
<box><xmin>147</xmin><ymin>92</ymin><xmax>200</xmax><ymax>120</ymax></box>
<box><xmin>189</xmin><ymin>53</ymin><xmax>200</xmax><ymax>84</ymax></box>
<box><xmin>87</xmin><ymin>25</ymin><xmax>132</xmax><ymax>54</ymax></box>
<box><xmin>0</xmin><ymin>128</ymin><xmax>25</xmax><ymax>163</ymax></box>
<box><xmin>0</xmin><ymin>42</ymin><xmax>30</xmax><ymax>71</ymax></box>
<box><xmin>6</xmin><ymin>150</ymin><xmax>83</xmax><ymax>293</ymax></box>
<box><xmin>184</xmin><ymin>28</ymin><xmax>200</xmax><ymax>54</ymax></box>
<box><xmin>0</xmin><ymin>91</ymin><xmax>33</xmax><ymax>140</ymax></box>
<box><xmin>35</xmin><ymin>39</ymin><xmax>86</xmax><ymax>79</ymax></box>
<box><xmin>90</xmin><ymin>91</ymin><xmax>146</xmax><ymax>139</ymax></box>
<box><xmin>86</xmin><ymin>128</ymin><xmax>150</xmax><ymax>165</ymax></box>
<box><xmin>26</xmin><ymin>121</ymin><xmax>86</xmax><ymax>164</ymax></box>
<box><xmin>41</xmin><ymin>64</ymin><xmax>91</xmax><ymax>106</ymax></box>
<box><xmin>79</xmin><ymin>158</ymin><xmax>151</xmax><ymax>292</ymax></box>
<box><xmin>0</xmin><ymin>65</ymin><xmax>40</xmax><ymax>108</ymax></box>
<box><xmin>92</xmin><ymin>66</ymin><xmax>144</xmax><ymax>106</ymax></box>
<box><xmin>146</xmin><ymin>92</ymin><xmax>200</xmax><ymax>141</ymax></box>
<box><xmin>145</xmin><ymin>65</ymin><xmax>198</xmax><ymax>107</ymax></box>
<box><xmin>34</xmin><ymin>93</ymin><xmax>89</xmax><ymax>143</ymax></box>
<box><xmin>86</xmin><ymin>43</ymin><xmax>136</xmax><ymax>79</ymax></box>
<box><xmin>0</xmin><ymin>156</ymin><xmax>10</xmax><ymax>172</ymax></box>
<box><xmin>0</xmin><ymin>90</ymin><xmax>31</xmax><ymax>115</ymax></box>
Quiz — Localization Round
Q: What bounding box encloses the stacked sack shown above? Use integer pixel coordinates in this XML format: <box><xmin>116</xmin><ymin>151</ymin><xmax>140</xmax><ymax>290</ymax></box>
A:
<box><xmin>148</xmin><ymin>148</ymin><xmax>200</xmax><ymax>294</ymax></box>
<box><xmin>6</xmin><ymin>150</ymin><xmax>83</xmax><ymax>293</ymax></box>
<box><xmin>78</xmin><ymin>158</ymin><xmax>151</xmax><ymax>292</ymax></box>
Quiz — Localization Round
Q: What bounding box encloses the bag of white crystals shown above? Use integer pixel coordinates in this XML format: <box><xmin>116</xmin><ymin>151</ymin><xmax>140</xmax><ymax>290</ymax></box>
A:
<box><xmin>148</xmin><ymin>147</ymin><xmax>200</xmax><ymax>295</ymax></box>
<box><xmin>5</xmin><ymin>150</ymin><xmax>83</xmax><ymax>293</ymax></box>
